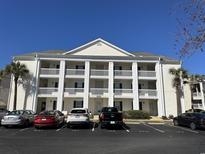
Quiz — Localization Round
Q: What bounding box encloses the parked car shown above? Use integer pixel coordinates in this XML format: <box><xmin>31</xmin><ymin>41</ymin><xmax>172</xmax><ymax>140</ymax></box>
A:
<box><xmin>34</xmin><ymin>110</ymin><xmax>65</xmax><ymax>128</ymax></box>
<box><xmin>99</xmin><ymin>107</ymin><xmax>123</xmax><ymax>129</ymax></box>
<box><xmin>67</xmin><ymin>108</ymin><xmax>90</xmax><ymax>128</ymax></box>
<box><xmin>173</xmin><ymin>112</ymin><xmax>205</xmax><ymax>130</ymax></box>
<box><xmin>186</xmin><ymin>109</ymin><xmax>204</xmax><ymax>113</ymax></box>
<box><xmin>1</xmin><ymin>110</ymin><xmax>35</xmax><ymax>128</ymax></box>
<box><xmin>0</xmin><ymin>108</ymin><xmax>9</xmax><ymax>125</ymax></box>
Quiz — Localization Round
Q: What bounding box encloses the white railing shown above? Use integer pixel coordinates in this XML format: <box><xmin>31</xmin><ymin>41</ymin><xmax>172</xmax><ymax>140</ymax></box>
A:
<box><xmin>114</xmin><ymin>89</ymin><xmax>133</xmax><ymax>94</ymax></box>
<box><xmin>66</xmin><ymin>69</ymin><xmax>85</xmax><ymax>76</ymax></box>
<box><xmin>193</xmin><ymin>92</ymin><xmax>202</xmax><ymax>97</ymax></box>
<box><xmin>138</xmin><ymin>71</ymin><xmax>156</xmax><ymax>77</ymax></box>
<box><xmin>90</xmin><ymin>88</ymin><xmax>108</xmax><ymax>95</ymax></box>
<box><xmin>192</xmin><ymin>103</ymin><xmax>203</xmax><ymax>109</ymax></box>
<box><xmin>90</xmin><ymin>69</ymin><xmax>108</xmax><ymax>76</ymax></box>
<box><xmin>40</xmin><ymin>68</ymin><xmax>60</xmax><ymax>75</ymax></box>
<box><xmin>64</xmin><ymin>88</ymin><xmax>84</xmax><ymax>94</ymax></box>
<box><xmin>114</xmin><ymin>70</ymin><xmax>132</xmax><ymax>76</ymax></box>
<box><xmin>139</xmin><ymin>89</ymin><xmax>157</xmax><ymax>97</ymax></box>
<box><xmin>38</xmin><ymin>87</ymin><xmax>58</xmax><ymax>94</ymax></box>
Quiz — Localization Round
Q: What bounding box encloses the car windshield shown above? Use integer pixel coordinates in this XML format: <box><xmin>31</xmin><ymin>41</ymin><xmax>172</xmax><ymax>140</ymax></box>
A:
<box><xmin>102</xmin><ymin>107</ymin><xmax>118</xmax><ymax>112</ymax></box>
<box><xmin>8</xmin><ymin>110</ymin><xmax>24</xmax><ymax>115</ymax></box>
<box><xmin>71</xmin><ymin>110</ymin><xmax>86</xmax><ymax>113</ymax></box>
<box><xmin>39</xmin><ymin>111</ymin><xmax>55</xmax><ymax>116</ymax></box>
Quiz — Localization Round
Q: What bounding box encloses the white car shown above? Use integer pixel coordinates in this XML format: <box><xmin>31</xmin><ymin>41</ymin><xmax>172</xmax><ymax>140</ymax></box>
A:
<box><xmin>67</xmin><ymin>108</ymin><xmax>90</xmax><ymax>128</ymax></box>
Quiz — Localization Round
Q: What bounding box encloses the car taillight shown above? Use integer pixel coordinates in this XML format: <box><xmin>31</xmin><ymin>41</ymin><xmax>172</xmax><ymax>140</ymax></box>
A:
<box><xmin>35</xmin><ymin>116</ymin><xmax>40</xmax><ymax>120</ymax></box>
<box><xmin>100</xmin><ymin>113</ymin><xmax>104</xmax><ymax>120</ymax></box>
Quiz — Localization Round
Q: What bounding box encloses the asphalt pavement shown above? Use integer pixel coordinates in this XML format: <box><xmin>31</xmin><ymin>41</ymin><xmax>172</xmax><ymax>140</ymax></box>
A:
<box><xmin>0</xmin><ymin>123</ymin><xmax>205</xmax><ymax>154</ymax></box>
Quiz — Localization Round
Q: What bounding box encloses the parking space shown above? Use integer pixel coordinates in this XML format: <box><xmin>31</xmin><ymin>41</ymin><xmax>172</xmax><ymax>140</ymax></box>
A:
<box><xmin>0</xmin><ymin>123</ymin><xmax>205</xmax><ymax>154</ymax></box>
<box><xmin>0</xmin><ymin>123</ymin><xmax>204</xmax><ymax>136</ymax></box>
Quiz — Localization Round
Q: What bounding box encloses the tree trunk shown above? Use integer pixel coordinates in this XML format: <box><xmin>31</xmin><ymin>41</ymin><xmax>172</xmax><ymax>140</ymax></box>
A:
<box><xmin>13</xmin><ymin>78</ymin><xmax>18</xmax><ymax>110</ymax></box>
<box><xmin>176</xmin><ymin>87</ymin><xmax>182</xmax><ymax>115</ymax></box>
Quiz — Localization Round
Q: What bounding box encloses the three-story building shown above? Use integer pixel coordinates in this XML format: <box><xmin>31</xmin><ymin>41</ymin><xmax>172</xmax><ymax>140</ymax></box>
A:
<box><xmin>7</xmin><ymin>38</ymin><xmax>186</xmax><ymax>117</ymax></box>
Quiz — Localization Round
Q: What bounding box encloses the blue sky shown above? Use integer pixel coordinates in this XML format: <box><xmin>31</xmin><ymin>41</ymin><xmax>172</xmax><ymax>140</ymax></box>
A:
<box><xmin>0</xmin><ymin>0</ymin><xmax>204</xmax><ymax>74</ymax></box>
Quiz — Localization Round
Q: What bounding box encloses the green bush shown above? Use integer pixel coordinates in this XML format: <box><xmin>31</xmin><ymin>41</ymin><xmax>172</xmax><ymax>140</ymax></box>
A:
<box><xmin>123</xmin><ymin>110</ymin><xmax>151</xmax><ymax>119</ymax></box>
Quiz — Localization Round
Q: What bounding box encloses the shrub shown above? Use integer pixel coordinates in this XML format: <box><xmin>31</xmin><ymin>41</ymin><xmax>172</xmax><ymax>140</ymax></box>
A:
<box><xmin>123</xmin><ymin>110</ymin><xmax>151</xmax><ymax>119</ymax></box>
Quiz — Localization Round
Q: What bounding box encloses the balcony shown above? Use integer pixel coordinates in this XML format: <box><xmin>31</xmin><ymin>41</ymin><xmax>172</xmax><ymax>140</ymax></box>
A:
<box><xmin>40</xmin><ymin>68</ymin><xmax>60</xmax><ymax>76</ymax></box>
<box><xmin>192</xmin><ymin>103</ymin><xmax>203</xmax><ymax>109</ymax></box>
<box><xmin>90</xmin><ymin>88</ymin><xmax>108</xmax><ymax>97</ymax></box>
<box><xmin>66</xmin><ymin>69</ymin><xmax>85</xmax><ymax>77</ymax></box>
<box><xmin>138</xmin><ymin>71</ymin><xmax>156</xmax><ymax>78</ymax></box>
<box><xmin>193</xmin><ymin>92</ymin><xmax>202</xmax><ymax>99</ymax></box>
<box><xmin>139</xmin><ymin>89</ymin><xmax>157</xmax><ymax>98</ymax></box>
<box><xmin>114</xmin><ymin>89</ymin><xmax>133</xmax><ymax>98</ymax></box>
<box><xmin>64</xmin><ymin>88</ymin><xmax>84</xmax><ymax>97</ymax></box>
<box><xmin>38</xmin><ymin>87</ymin><xmax>58</xmax><ymax>96</ymax></box>
<box><xmin>114</xmin><ymin>70</ymin><xmax>132</xmax><ymax>78</ymax></box>
<box><xmin>90</xmin><ymin>69</ymin><xmax>108</xmax><ymax>78</ymax></box>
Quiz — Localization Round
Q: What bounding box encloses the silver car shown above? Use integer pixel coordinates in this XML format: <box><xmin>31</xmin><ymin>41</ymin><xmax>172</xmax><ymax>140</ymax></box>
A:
<box><xmin>1</xmin><ymin>110</ymin><xmax>35</xmax><ymax>128</ymax></box>
<box><xmin>0</xmin><ymin>108</ymin><xmax>9</xmax><ymax>125</ymax></box>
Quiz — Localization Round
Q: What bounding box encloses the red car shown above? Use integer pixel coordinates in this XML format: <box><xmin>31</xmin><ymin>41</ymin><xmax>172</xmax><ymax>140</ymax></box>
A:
<box><xmin>34</xmin><ymin>110</ymin><xmax>65</xmax><ymax>128</ymax></box>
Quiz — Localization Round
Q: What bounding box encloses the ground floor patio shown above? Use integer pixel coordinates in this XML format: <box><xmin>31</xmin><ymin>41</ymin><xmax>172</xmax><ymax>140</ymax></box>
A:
<box><xmin>36</xmin><ymin>97</ymin><xmax>158</xmax><ymax>116</ymax></box>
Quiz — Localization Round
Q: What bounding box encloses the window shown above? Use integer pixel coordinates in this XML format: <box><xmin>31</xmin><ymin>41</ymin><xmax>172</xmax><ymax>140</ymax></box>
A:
<box><xmin>74</xmin><ymin>82</ymin><xmax>84</xmax><ymax>88</ymax></box>
<box><xmin>114</xmin><ymin>83</ymin><xmax>122</xmax><ymax>89</ymax></box>
<box><xmin>114</xmin><ymin>101</ymin><xmax>122</xmax><ymax>111</ymax></box>
<box><xmin>55</xmin><ymin>82</ymin><xmax>58</xmax><ymax>88</ymax></box>
<box><xmin>53</xmin><ymin>101</ymin><xmax>57</xmax><ymax>110</ymax></box>
<box><xmin>114</xmin><ymin>66</ymin><xmax>122</xmax><ymax>70</ymax></box>
<box><xmin>41</xmin><ymin>102</ymin><xmax>46</xmax><ymax>111</ymax></box>
<box><xmin>73</xmin><ymin>101</ymin><xmax>83</xmax><ymax>108</ymax></box>
<box><xmin>76</xmin><ymin>65</ymin><xmax>85</xmax><ymax>69</ymax></box>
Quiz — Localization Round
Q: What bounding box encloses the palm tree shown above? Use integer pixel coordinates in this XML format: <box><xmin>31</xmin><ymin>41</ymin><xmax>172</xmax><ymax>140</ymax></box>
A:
<box><xmin>4</xmin><ymin>62</ymin><xmax>29</xmax><ymax>110</ymax></box>
<box><xmin>169</xmin><ymin>68</ymin><xmax>188</xmax><ymax>114</ymax></box>
<box><xmin>0</xmin><ymin>69</ymin><xmax>4</xmax><ymax>82</ymax></box>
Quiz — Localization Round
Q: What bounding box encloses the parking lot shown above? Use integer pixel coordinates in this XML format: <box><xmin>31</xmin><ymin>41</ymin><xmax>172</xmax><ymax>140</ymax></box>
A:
<box><xmin>0</xmin><ymin>123</ymin><xmax>205</xmax><ymax>154</ymax></box>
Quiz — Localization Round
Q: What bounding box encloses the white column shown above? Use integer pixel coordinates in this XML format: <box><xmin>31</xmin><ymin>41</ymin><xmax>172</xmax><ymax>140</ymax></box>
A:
<box><xmin>180</xmin><ymin>75</ymin><xmax>185</xmax><ymax>113</ymax></box>
<box><xmin>132</xmin><ymin>62</ymin><xmax>139</xmax><ymax>110</ymax></box>
<box><xmin>199</xmin><ymin>82</ymin><xmax>205</xmax><ymax>110</ymax></box>
<box><xmin>57</xmin><ymin>60</ymin><xmax>65</xmax><ymax>111</ymax></box>
<box><xmin>156</xmin><ymin>61</ymin><xmax>165</xmax><ymax>116</ymax></box>
<box><xmin>32</xmin><ymin>59</ymin><xmax>41</xmax><ymax>112</ymax></box>
<box><xmin>84</xmin><ymin>61</ymin><xmax>90</xmax><ymax>108</ymax></box>
<box><xmin>108</xmin><ymin>62</ymin><xmax>114</xmax><ymax>107</ymax></box>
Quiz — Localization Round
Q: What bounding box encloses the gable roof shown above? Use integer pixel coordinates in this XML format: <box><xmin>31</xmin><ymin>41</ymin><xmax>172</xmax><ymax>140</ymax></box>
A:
<box><xmin>63</xmin><ymin>38</ymin><xmax>135</xmax><ymax>57</ymax></box>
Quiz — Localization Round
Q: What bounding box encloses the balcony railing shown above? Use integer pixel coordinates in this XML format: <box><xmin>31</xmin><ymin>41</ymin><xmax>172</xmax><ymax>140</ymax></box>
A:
<box><xmin>90</xmin><ymin>69</ymin><xmax>108</xmax><ymax>76</ymax></box>
<box><xmin>114</xmin><ymin>89</ymin><xmax>133</xmax><ymax>94</ymax></box>
<box><xmin>40</xmin><ymin>68</ymin><xmax>60</xmax><ymax>75</ymax></box>
<box><xmin>193</xmin><ymin>92</ymin><xmax>202</xmax><ymax>97</ymax></box>
<box><xmin>192</xmin><ymin>103</ymin><xmax>203</xmax><ymax>109</ymax></box>
<box><xmin>90</xmin><ymin>88</ymin><xmax>108</xmax><ymax>95</ymax></box>
<box><xmin>64</xmin><ymin>88</ymin><xmax>84</xmax><ymax>94</ymax></box>
<box><xmin>138</xmin><ymin>71</ymin><xmax>156</xmax><ymax>77</ymax></box>
<box><xmin>66</xmin><ymin>69</ymin><xmax>85</xmax><ymax>76</ymax></box>
<box><xmin>139</xmin><ymin>89</ymin><xmax>157</xmax><ymax>97</ymax></box>
<box><xmin>38</xmin><ymin>87</ymin><xmax>58</xmax><ymax>94</ymax></box>
<box><xmin>114</xmin><ymin>70</ymin><xmax>132</xmax><ymax>76</ymax></box>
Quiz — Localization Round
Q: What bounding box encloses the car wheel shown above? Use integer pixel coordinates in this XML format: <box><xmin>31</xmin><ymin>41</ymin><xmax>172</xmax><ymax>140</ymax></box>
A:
<box><xmin>173</xmin><ymin>119</ymin><xmax>178</xmax><ymax>126</ymax></box>
<box><xmin>190</xmin><ymin>122</ymin><xmax>196</xmax><ymax>130</ymax></box>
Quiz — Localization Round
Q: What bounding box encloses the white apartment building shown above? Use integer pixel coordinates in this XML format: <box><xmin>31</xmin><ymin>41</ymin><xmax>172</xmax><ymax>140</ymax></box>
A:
<box><xmin>7</xmin><ymin>38</ymin><xmax>188</xmax><ymax>117</ymax></box>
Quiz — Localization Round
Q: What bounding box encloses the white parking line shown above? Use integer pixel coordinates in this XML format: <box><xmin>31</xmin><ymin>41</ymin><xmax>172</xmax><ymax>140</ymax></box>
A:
<box><xmin>19</xmin><ymin>128</ymin><xmax>30</xmax><ymax>132</ymax></box>
<box><xmin>56</xmin><ymin>128</ymin><xmax>61</xmax><ymax>132</ymax></box>
<box><xmin>167</xmin><ymin>124</ymin><xmax>199</xmax><ymax>134</ymax></box>
<box><xmin>143</xmin><ymin>123</ymin><xmax>165</xmax><ymax>133</ymax></box>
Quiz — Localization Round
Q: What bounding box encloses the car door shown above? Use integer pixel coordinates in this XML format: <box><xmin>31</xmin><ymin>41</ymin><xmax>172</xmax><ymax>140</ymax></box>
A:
<box><xmin>183</xmin><ymin>113</ymin><xmax>194</xmax><ymax>126</ymax></box>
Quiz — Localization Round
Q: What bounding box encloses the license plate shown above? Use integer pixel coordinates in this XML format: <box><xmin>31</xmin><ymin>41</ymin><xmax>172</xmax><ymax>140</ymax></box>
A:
<box><xmin>75</xmin><ymin>116</ymin><xmax>80</xmax><ymax>118</ymax></box>
<box><xmin>110</xmin><ymin>121</ymin><xmax>115</xmax><ymax>124</ymax></box>
<box><xmin>41</xmin><ymin>118</ymin><xmax>46</xmax><ymax>121</ymax></box>
<box><xmin>8</xmin><ymin>117</ymin><xmax>13</xmax><ymax>120</ymax></box>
